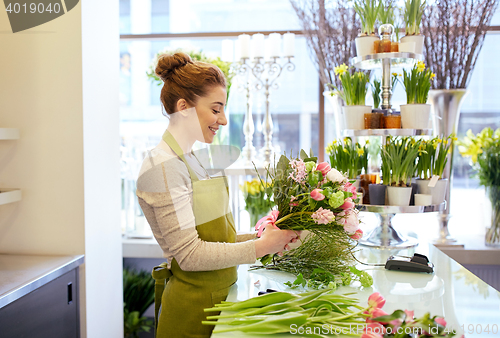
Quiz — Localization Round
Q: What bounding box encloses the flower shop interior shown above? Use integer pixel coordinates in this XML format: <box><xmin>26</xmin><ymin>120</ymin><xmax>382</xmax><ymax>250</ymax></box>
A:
<box><xmin>0</xmin><ymin>0</ymin><xmax>500</xmax><ymax>337</ymax></box>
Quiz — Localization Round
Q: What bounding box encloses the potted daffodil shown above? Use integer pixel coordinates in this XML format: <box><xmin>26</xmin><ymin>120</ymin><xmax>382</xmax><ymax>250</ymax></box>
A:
<box><xmin>328</xmin><ymin>64</ymin><xmax>370</xmax><ymax>130</ymax></box>
<box><xmin>353</xmin><ymin>0</ymin><xmax>383</xmax><ymax>57</ymax></box>
<box><xmin>399</xmin><ymin>61</ymin><xmax>435</xmax><ymax>129</ymax></box>
<box><xmin>401</xmin><ymin>0</ymin><xmax>426</xmax><ymax>54</ymax></box>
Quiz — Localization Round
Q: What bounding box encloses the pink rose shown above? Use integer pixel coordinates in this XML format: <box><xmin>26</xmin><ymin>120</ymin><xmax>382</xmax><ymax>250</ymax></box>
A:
<box><xmin>311</xmin><ymin>207</ymin><xmax>334</xmax><ymax>224</ymax></box>
<box><xmin>349</xmin><ymin>228</ymin><xmax>363</xmax><ymax>240</ymax></box>
<box><xmin>310</xmin><ymin>189</ymin><xmax>325</xmax><ymax>201</ymax></box>
<box><xmin>316</xmin><ymin>162</ymin><xmax>331</xmax><ymax>177</ymax></box>
<box><xmin>337</xmin><ymin>210</ymin><xmax>360</xmax><ymax>234</ymax></box>
<box><xmin>340</xmin><ymin>197</ymin><xmax>355</xmax><ymax>210</ymax></box>
<box><xmin>342</xmin><ymin>182</ymin><xmax>358</xmax><ymax>198</ymax></box>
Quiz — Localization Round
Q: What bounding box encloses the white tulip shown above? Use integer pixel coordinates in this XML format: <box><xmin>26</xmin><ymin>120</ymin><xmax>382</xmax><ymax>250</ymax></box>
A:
<box><xmin>326</xmin><ymin>168</ymin><xmax>346</xmax><ymax>183</ymax></box>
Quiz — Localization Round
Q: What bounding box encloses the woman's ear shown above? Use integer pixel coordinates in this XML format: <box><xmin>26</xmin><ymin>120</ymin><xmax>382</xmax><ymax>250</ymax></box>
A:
<box><xmin>176</xmin><ymin>98</ymin><xmax>188</xmax><ymax>113</ymax></box>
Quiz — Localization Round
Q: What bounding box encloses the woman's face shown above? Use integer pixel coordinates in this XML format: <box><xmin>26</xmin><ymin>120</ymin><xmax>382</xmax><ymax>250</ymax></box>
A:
<box><xmin>194</xmin><ymin>86</ymin><xmax>227</xmax><ymax>144</ymax></box>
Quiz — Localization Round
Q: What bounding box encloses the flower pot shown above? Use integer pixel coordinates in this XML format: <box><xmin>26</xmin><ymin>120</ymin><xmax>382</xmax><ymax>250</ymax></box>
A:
<box><xmin>414</xmin><ymin>194</ymin><xmax>433</xmax><ymax>206</ymax></box>
<box><xmin>398</xmin><ymin>41</ymin><xmax>415</xmax><ymax>53</ymax></box>
<box><xmin>369</xmin><ymin>184</ymin><xmax>386</xmax><ymax>205</ymax></box>
<box><xmin>355</xmin><ymin>35</ymin><xmax>378</xmax><ymax>57</ymax></box>
<box><xmin>430</xmin><ymin>178</ymin><xmax>449</xmax><ymax>205</ymax></box>
<box><xmin>400</xmin><ymin>35</ymin><xmax>424</xmax><ymax>54</ymax></box>
<box><xmin>400</xmin><ymin>104</ymin><xmax>431</xmax><ymax>129</ymax></box>
<box><xmin>415</xmin><ymin>179</ymin><xmax>431</xmax><ymax>195</ymax></box>
<box><xmin>387</xmin><ymin>186</ymin><xmax>412</xmax><ymax>206</ymax></box>
<box><xmin>343</xmin><ymin>105</ymin><xmax>372</xmax><ymax>130</ymax></box>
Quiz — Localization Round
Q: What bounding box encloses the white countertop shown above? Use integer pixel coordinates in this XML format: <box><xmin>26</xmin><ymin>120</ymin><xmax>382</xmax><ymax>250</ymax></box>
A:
<box><xmin>0</xmin><ymin>254</ymin><xmax>84</xmax><ymax>308</ymax></box>
<box><xmin>211</xmin><ymin>243</ymin><xmax>500</xmax><ymax>338</ymax></box>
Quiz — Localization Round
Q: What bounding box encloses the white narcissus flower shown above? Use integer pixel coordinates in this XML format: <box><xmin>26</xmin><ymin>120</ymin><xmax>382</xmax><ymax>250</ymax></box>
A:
<box><xmin>326</xmin><ymin>167</ymin><xmax>346</xmax><ymax>183</ymax></box>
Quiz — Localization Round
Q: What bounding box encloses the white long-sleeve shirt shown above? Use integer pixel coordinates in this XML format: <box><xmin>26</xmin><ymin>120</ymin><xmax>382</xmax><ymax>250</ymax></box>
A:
<box><xmin>136</xmin><ymin>139</ymin><xmax>257</xmax><ymax>271</ymax></box>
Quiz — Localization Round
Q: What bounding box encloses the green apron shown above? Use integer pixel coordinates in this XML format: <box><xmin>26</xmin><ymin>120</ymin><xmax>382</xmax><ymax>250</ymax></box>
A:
<box><xmin>151</xmin><ymin>130</ymin><xmax>238</xmax><ymax>338</ymax></box>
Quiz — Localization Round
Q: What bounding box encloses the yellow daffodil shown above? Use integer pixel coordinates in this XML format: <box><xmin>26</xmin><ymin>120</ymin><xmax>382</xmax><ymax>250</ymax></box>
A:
<box><xmin>430</xmin><ymin>73</ymin><xmax>436</xmax><ymax>80</ymax></box>
<box><xmin>392</xmin><ymin>72</ymin><xmax>398</xmax><ymax>76</ymax></box>
<box><xmin>334</xmin><ymin>63</ymin><xmax>348</xmax><ymax>77</ymax></box>
<box><xmin>356</xmin><ymin>148</ymin><xmax>364</xmax><ymax>156</ymax></box>
<box><xmin>417</xmin><ymin>61</ymin><xmax>426</xmax><ymax>72</ymax></box>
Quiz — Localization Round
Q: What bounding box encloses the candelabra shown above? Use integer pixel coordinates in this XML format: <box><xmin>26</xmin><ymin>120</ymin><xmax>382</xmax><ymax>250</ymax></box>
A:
<box><xmin>234</xmin><ymin>62</ymin><xmax>256</xmax><ymax>166</ymax></box>
<box><xmin>235</xmin><ymin>56</ymin><xmax>295</xmax><ymax>167</ymax></box>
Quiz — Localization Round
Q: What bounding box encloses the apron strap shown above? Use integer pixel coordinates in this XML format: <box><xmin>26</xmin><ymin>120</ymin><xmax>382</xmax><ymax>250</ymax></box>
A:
<box><xmin>151</xmin><ymin>262</ymin><xmax>173</xmax><ymax>337</ymax></box>
<box><xmin>162</xmin><ymin>129</ymin><xmax>200</xmax><ymax>182</ymax></box>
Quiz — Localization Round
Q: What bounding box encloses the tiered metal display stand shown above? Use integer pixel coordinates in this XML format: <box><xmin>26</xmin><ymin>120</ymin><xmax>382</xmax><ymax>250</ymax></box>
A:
<box><xmin>346</xmin><ymin>51</ymin><xmax>444</xmax><ymax>249</ymax></box>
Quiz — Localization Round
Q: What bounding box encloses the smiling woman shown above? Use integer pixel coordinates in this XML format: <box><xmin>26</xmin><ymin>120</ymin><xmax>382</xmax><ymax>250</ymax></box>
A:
<box><xmin>135</xmin><ymin>52</ymin><xmax>301</xmax><ymax>338</ymax></box>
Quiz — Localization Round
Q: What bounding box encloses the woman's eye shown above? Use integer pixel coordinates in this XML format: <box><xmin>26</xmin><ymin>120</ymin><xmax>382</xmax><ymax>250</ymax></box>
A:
<box><xmin>212</xmin><ymin>109</ymin><xmax>220</xmax><ymax>114</ymax></box>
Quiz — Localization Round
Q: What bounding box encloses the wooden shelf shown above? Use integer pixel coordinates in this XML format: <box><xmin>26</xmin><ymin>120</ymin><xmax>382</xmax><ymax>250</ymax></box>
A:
<box><xmin>0</xmin><ymin>189</ymin><xmax>22</xmax><ymax>205</ymax></box>
<box><xmin>0</xmin><ymin>128</ymin><xmax>20</xmax><ymax>140</ymax></box>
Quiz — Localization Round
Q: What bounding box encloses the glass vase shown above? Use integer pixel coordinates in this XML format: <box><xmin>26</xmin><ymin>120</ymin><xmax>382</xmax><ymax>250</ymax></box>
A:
<box><xmin>485</xmin><ymin>186</ymin><xmax>500</xmax><ymax>247</ymax></box>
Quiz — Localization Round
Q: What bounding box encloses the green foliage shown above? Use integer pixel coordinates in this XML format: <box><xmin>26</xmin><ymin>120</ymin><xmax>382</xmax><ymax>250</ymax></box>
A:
<box><xmin>329</xmin><ymin>64</ymin><xmax>370</xmax><ymax>106</ymax></box>
<box><xmin>326</xmin><ymin>137</ymin><xmax>369</xmax><ymax>179</ymax></box>
<box><xmin>371</xmin><ymin>78</ymin><xmax>382</xmax><ymax>109</ymax></box>
<box><xmin>416</xmin><ymin>135</ymin><xmax>455</xmax><ymax>179</ymax></box>
<box><xmin>146</xmin><ymin>48</ymin><xmax>235</xmax><ymax>102</ymax></box>
<box><xmin>353</xmin><ymin>0</ymin><xmax>383</xmax><ymax>35</ymax></box>
<box><xmin>403</xmin><ymin>0</ymin><xmax>426</xmax><ymax>35</ymax></box>
<box><xmin>378</xmin><ymin>0</ymin><xmax>396</xmax><ymax>26</ymax></box>
<box><xmin>123</xmin><ymin>267</ymin><xmax>155</xmax><ymax>337</ymax></box>
<box><xmin>124</xmin><ymin>305</ymin><xmax>153</xmax><ymax>338</ymax></box>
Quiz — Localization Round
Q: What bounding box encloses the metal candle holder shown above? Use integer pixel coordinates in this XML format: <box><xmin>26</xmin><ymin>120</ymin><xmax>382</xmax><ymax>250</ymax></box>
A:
<box><xmin>235</xmin><ymin>56</ymin><xmax>295</xmax><ymax>167</ymax></box>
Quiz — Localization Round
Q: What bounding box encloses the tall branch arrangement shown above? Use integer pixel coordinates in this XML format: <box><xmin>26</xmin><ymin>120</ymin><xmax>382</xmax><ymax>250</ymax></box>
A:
<box><xmin>422</xmin><ymin>0</ymin><xmax>499</xmax><ymax>89</ymax></box>
<box><xmin>290</xmin><ymin>0</ymin><xmax>360</xmax><ymax>88</ymax></box>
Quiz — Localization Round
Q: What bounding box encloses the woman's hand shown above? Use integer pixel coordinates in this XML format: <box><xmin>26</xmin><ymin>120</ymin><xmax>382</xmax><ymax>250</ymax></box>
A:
<box><xmin>254</xmin><ymin>224</ymin><xmax>301</xmax><ymax>258</ymax></box>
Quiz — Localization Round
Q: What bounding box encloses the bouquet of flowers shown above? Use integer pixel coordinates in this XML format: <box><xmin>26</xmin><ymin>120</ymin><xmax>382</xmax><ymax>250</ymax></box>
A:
<box><xmin>240</xmin><ymin>178</ymin><xmax>273</xmax><ymax>230</ymax></box>
<box><xmin>254</xmin><ymin>150</ymin><xmax>370</xmax><ymax>289</ymax></box>
<box><xmin>326</xmin><ymin>137</ymin><xmax>369</xmax><ymax>179</ymax></box>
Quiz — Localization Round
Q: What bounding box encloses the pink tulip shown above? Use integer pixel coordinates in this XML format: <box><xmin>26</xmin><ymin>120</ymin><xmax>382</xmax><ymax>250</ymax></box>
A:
<box><xmin>360</xmin><ymin>332</ymin><xmax>383</xmax><ymax>338</ymax></box>
<box><xmin>435</xmin><ymin>317</ymin><xmax>447</xmax><ymax>327</ymax></box>
<box><xmin>349</xmin><ymin>228</ymin><xmax>363</xmax><ymax>240</ymax></box>
<box><xmin>366</xmin><ymin>308</ymin><xmax>389</xmax><ymax>323</ymax></box>
<box><xmin>368</xmin><ymin>292</ymin><xmax>386</xmax><ymax>310</ymax></box>
<box><xmin>310</xmin><ymin>189</ymin><xmax>325</xmax><ymax>201</ymax></box>
<box><xmin>364</xmin><ymin>322</ymin><xmax>385</xmax><ymax>335</ymax></box>
<box><xmin>316</xmin><ymin>162</ymin><xmax>331</xmax><ymax>176</ymax></box>
<box><xmin>340</xmin><ymin>197</ymin><xmax>355</xmax><ymax>210</ymax></box>
<box><xmin>404</xmin><ymin>309</ymin><xmax>414</xmax><ymax>323</ymax></box>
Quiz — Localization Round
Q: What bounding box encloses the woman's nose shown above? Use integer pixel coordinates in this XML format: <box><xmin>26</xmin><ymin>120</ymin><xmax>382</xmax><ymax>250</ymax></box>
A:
<box><xmin>218</xmin><ymin>110</ymin><xmax>228</xmax><ymax>126</ymax></box>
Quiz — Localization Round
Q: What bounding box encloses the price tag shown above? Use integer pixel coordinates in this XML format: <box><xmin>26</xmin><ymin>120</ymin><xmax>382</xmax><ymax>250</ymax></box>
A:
<box><xmin>428</xmin><ymin>175</ymin><xmax>440</xmax><ymax>188</ymax></box>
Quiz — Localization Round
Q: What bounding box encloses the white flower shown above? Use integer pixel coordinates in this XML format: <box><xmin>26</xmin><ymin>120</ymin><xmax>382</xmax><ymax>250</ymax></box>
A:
<box><xmin>326</xmin><ymin>168</ymin><xmax>346</xmax><ymax>183</ymax></box>
<box><xmin>337</xmin><ymin>210</ymin><xmax>360</xmax><ymax>234</ymax></box>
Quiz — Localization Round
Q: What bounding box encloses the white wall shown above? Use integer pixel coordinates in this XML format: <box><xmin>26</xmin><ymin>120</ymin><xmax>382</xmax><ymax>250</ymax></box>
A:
<box><xmin>0</xmin><ymin>1</ymin><xmax>122</xmax><ymax>337</ymax></box>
